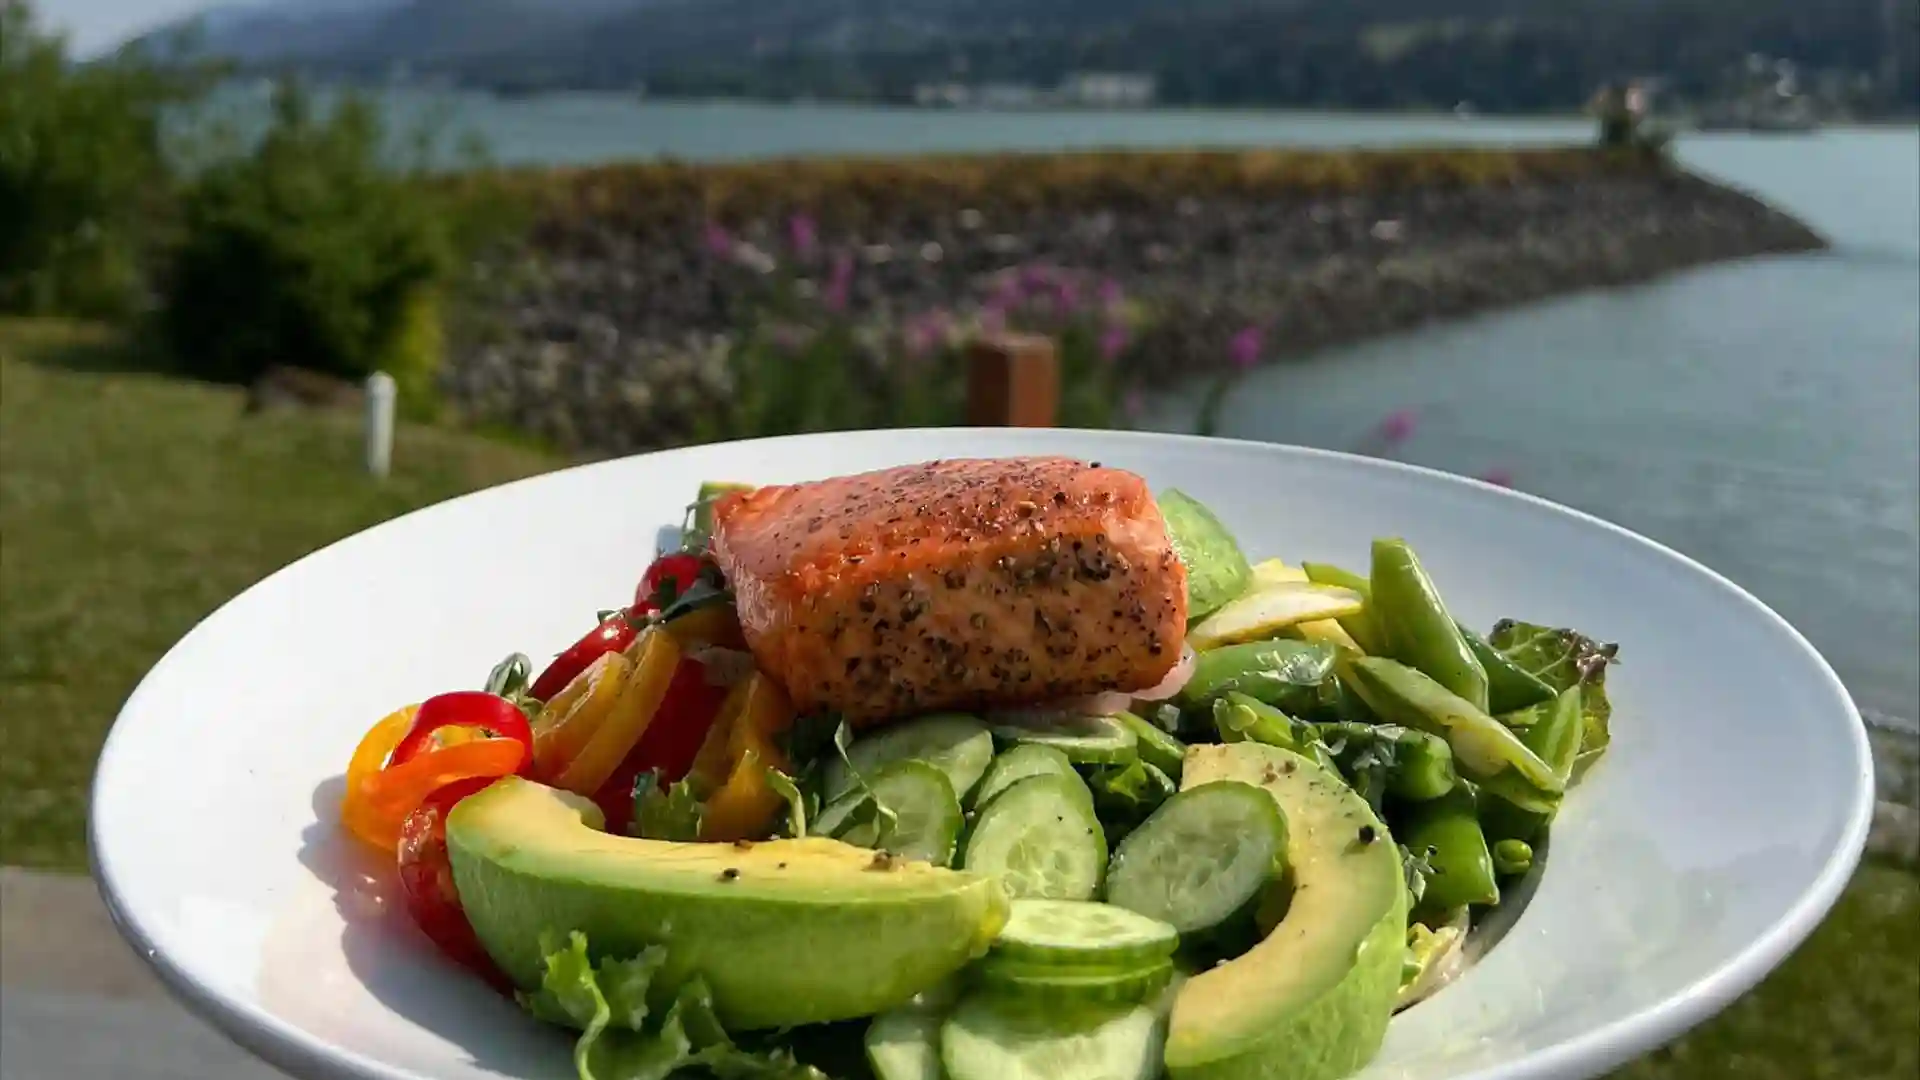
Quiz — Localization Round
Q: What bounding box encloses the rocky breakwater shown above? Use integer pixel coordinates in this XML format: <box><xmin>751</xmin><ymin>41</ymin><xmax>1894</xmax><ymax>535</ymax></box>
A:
<box><xmin>442</xmin><ymin>146</ymin><xmax>1825</xmax><ymax>455</ymax></box>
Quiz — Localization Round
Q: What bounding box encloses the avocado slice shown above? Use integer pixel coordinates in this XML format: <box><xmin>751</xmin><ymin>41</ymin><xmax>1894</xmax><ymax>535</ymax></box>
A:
<box><xmin>446</xmin><ymin>777</ymin><xmax>1009</xmax><ymax>1031</ymax></box>
<box><xmin>1159</xmin><ymin>489</ymin><xmax>1253</xmax><ymax>621</ymax></box>
<box><xmin>1163</xmin><ymin>743</ymin><xmax>1408</xmax><ymax>1080</ymax></box>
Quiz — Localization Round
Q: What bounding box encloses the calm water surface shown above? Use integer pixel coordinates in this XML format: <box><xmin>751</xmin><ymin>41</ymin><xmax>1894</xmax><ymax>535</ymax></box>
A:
<box><xmin>381</xmin><ymin>93</ymin><xmax>1918</xmax><ymax>734</ymax></box>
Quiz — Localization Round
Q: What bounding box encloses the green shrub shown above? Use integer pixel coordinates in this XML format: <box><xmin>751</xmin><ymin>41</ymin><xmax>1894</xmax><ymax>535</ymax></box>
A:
<box><xmin>0</xmin><ymin>3</ymin><xmax>203</xmax><ymax>318</ymax></box>
<box><xmin>160</xmin><ymin>82</ymin><xmax>453</xmax><ymax>394</ymax></box>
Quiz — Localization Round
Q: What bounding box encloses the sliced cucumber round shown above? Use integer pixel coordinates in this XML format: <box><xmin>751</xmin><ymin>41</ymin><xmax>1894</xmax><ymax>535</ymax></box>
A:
<box><xmin>829</xmin><ymin>713</ymin><xmax>996</xmax><ymax>803</ymax></box>
<box><xmin>971</xmin><ymin>744</ymin><xmax>1082</xmax><ymax>810</ymax></box>
<box><xmin>838</xmin><ymin>760</ymin><xmax>964</xmax><ymax>867</ymax></box>
<box><xmin>987</xmin><ymin>710</ymin><xmax>1138</xmax><ymax>766</ymax></box>
<box><xmin>961</xmin><ymin>774</ymin><xmax>1107</xmax><ymax>900</ymax></box>
<box><xmin>866</xmin><ymin>1005</ymin><xmax>945</xmax><ymax>1080</ymax></box>
<box><xmin>1104</xmin><ymin>780</ymin><xmax>1289</xmax><ymax>938</ymax></box>
<box><xmin>940</xmin><ymin>995</ymin><xmax>1164</xmax><ymax>1080</ymax></box>
<box><xmin>975</xmin><ymin>956</ymin><xmax>1173</xmax><ymax>1008</ymax></box>
<box><xmin>992</xmin><ymin>899</ymin><xmax>1179</xmax><ymax>969</ymax></box>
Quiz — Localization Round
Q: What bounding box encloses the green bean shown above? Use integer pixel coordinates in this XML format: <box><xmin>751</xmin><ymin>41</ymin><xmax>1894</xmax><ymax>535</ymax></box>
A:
<box><xmin>1342</xmin><ymin>656</ymin><xmax>1563</xmax><ymax>795</ymax></box>
<box><xmin>1301</xmin><ymin>562</ymin><xmax>1384</xmax><ymax>654</ymax></box>
<box><xmin>1401</xmin><ymin>787</ymin><xmax>1500</xmax><ymax>910</ymax></box>
<box><xmin>1369</xmin><ymin>539</ymin><xmax>1489</xmax><ymax>711</ymax></box>
<box><xmin>1178</xmin><ymin>638</ymin><xmax>1340</xmax><ymax>715</ymax></box>
<box><xmin>1492</xmin><ymin>839</ymin><xmax>1534</xmax><ymax>877</ymax></box>
<box><xmin>1460</xmin><ymin>624</ymin><xmax>1557</xmax><ymax>714</ymax></box>
<box><xmin>1317</xmin><ymin>722</ymin><xmax>1457</xmax><ymax>802</ymax></box>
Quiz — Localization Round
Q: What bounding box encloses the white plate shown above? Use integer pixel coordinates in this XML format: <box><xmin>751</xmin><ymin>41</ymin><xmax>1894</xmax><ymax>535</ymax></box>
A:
<box><xmin>91</xmin><ymin>429</ymin><xmax>1874</xmax><ymax>1080</ymax></box>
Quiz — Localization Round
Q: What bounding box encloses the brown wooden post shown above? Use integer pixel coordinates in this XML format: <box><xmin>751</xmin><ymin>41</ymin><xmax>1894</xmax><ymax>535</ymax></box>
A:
<box><xmin>966</xmin><ymin>333</ymin><xmax>1059</xmax><ymax>428</ymax></box>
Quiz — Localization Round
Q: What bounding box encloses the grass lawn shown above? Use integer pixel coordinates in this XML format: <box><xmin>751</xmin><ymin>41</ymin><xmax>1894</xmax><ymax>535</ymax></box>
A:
<box><xmin>0</xmin><ymin>319</ymin><xmax>1913</xmax><ymax>1078</ymax></box>
<box><xmin>0</xmin><ymin>319</ymin><xmax>558</xmax><ymax>869</ymax></box>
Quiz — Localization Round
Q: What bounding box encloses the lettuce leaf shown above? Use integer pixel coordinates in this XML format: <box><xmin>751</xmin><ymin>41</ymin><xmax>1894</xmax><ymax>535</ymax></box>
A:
<box><xmin>521</xmin><ymin>931</ymin><xmax>827</xmax><ymax>1080</ymax></box>
<box><xmin>1487</xmin><ymin>620</ymin><xmax>1619</xmax><ymax>762</ymax></box>
<box><xmin>631</xmin><ymin>771</ymin><xmax>705</xmax><ymax>842</ymax></box>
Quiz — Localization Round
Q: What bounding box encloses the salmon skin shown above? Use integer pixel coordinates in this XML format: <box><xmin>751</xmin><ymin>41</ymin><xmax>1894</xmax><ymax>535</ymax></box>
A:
<box><xmin>709</xmin><ymin>457</ymin><xmax>1188</xmax><ymax>725</ymax></box>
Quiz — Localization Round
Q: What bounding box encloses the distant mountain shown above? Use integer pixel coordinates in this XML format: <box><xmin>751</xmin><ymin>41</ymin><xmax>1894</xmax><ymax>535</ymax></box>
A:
<box><xmin>133</xmin><ymin>0</ymin><xmax>1918</xmax><ymax>114</ymax></box>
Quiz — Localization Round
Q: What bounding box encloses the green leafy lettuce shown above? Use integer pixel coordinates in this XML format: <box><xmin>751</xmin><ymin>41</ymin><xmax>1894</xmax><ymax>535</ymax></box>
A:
<box><xmin>775</xmin><ymin>715</ymin><xmax>896</xmax><ymax>844</ymax></box>
<box><xmin>631</xmin><ymin>771</ymin><xmax>706</xmax><ymax>842</ymax></box>
<box><xmin>1487</xmin><ymin>620</ymin><xmax>1619</xmax><ymax>763</ymax></box>
<box><xmin>523</xmin><ymin>931</ymin><xmax>827</xmax><ymax>1080</ymax></box>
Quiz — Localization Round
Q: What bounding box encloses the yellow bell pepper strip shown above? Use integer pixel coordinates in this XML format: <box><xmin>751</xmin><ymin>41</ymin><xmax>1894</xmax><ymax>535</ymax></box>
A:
<box><xmin>531</xmin><ymin>650</ymin><xmax>633</xmax><ymax>780</ymax></box>
<box><xmin>340</xmin><ymin>705</ymin><xmax>416</xmax><ymax>850</ymax></box>
<box><xmin>698</xmin><ymin>673</ymin><xmax>796</xmax><ymax>843</ymax></box>
<box><xmin>552</xmin><ymin>626</ymin><xmax>683</xmax><ymax>796</ymax></box>
<box><xmin>663</xmin><ymin>602</ymin><xmax>748</xmax><ymax>651</ymax></box>
<box><xmin>340</xmin><ymin>703</ymin><xmax>529</xmax><ymax>854</ymax></box>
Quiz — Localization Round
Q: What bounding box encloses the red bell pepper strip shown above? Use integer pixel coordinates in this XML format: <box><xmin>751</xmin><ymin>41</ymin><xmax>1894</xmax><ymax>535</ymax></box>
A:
<box><xmin>391</xmin><ymin>691</ymin><xmax>534</xmax><ymax>770</ymax></box>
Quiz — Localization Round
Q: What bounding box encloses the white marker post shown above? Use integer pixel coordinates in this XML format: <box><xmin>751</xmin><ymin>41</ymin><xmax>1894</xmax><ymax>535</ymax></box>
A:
<box><xmin>364</xmin><ymin>372</ymin><xmax>396</xmax><ymax>479</ymax></box>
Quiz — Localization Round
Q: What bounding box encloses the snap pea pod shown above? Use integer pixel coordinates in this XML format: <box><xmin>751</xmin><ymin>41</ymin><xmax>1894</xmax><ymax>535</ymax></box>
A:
<box><xmin>1477</xmin><ymin>683</ymin><xmax>1584</xmax><ymax>816</ymax></box>
<box><xmin>1342</xmin><ymin>656</ymin><xmax>1564</xmax><ymax>795</ymax></box>
<box><xmin>1492</xmin><ymin>838</ymin><xmax>1534</xmax><ymax>877</ymax></box>
<box><xmin>1300</xmin><ymin>562</ymin><xmax>1385</xmax><ymax>654</ymax></box>
<box><xmin>1401</xmin><ymin>786</ymin><xmax>1499</xmax><ymax>911</ymax></box>
<box><xmin>1317</xmin><ymin>721</ymin><xmax>1458</xmax><ymax>802</ymax></box>
<box><xmin>1369</xmin><ymin>539</ymin><xmax>1490</xmax><ymax>712</ymax></box>
<box><xmin>1177</xmin><ymin>638</ymin><xmax>1341</xmax><ymax>716</ymax></box>
<box><xmin>1460</xmin><ymin>624</ymin><xmax>1557</xmax><ymax>715</ymax></box>
<box><xmin>1211</xmin><ymin>695</ymin><xmax>1342</xmax><ymax>776</ymax></box>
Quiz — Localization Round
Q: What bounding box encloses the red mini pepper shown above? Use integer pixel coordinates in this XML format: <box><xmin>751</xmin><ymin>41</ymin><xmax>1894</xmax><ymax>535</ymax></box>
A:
<box><xmin>529</xmin><ymin>613</ymin><xmax>640</xmax><ymax>703</ymax></box>
<box><xmin>391</xmin><ymin>691</ymin><xmax>534</xmax><ymax>771</ymax></box>
<box><xmin>397</xmin><ymin>777</ymin><xmax>512</xmax><ymax>993</ymax></box>
<box><xmin>590</xmin><ymin>658</ymin><xmax>730</xmax><ymax>834</ymax></box>
<box><xmin>637</xmin><ymin>552</ymin><xmax>707</xmax><ymax>613</ymax></box>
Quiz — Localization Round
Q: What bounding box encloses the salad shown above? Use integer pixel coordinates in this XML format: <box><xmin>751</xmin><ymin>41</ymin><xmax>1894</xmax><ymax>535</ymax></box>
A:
<box><xmin>334</xmin><ymin>456</ymin><xmax>1618</xmax><ymax>1080</ymax></box>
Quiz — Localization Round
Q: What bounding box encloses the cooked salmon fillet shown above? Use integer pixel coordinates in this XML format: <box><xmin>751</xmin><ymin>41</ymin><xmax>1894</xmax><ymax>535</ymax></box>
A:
<box><xmin>709</xmin><ymin>457</ymin><xmax>1188</xmax><ymax>724</ymax></box>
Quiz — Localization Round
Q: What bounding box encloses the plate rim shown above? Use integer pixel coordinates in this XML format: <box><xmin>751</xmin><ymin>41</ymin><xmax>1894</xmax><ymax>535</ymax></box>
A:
<box><xmin>88</xmin><ymin>427</ymin><xmax>1877</xmax><ymax>1080</ymax></box>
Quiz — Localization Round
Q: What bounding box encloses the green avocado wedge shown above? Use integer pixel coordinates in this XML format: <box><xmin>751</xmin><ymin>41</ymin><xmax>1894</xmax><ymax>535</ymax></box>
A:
<box><xmin>446</xmin><ymin>777</ymin><xmax>1010</xmax><ymax>1031</ymax></box>
<box><xmin>1159</xmin><ymin>489</ymin><xmax>1253</xmax><ymax>621</ymax></box>
<box><xmin>1163</xmin><ymin>744</ymin><xmax>1408</xmax><ymax>1080</ymax></box>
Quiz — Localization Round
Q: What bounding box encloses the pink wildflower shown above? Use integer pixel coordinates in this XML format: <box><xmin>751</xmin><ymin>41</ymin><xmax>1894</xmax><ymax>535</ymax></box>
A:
<box><xmin>1099</xmin><ymin>325</ymin><xmax>1130</xmax><ymax>363</ymax></box>
<box><xmin>1377</xmin><ymin>408</ymin><xmax>1419</xmax><ymax>445</ymax></box>
<box><xmin>1228</xmin><ymin>325</ymin><xmax>1264</xmax><ymax>371</ymax></box>
<box><xmin>788</xmin><ymin>213</ymin><xmax>818</xmax><ymax>258</ymax></box>
<box><xmin>702</xmin><ymin>222</ymin><xmax>733</xmax><ymax>259</ymax></box>
<box><xmin>823</xmin><ymin>251</ymin><xmax>853</xmax><ymax>313</ymax></box>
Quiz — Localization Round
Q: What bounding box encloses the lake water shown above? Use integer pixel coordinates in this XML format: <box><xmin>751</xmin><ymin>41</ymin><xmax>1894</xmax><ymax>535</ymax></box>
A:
<box><xmin>385</xmin><ymin>92</ymin><xmax>1919</xmax><ymax>739</ymax></box>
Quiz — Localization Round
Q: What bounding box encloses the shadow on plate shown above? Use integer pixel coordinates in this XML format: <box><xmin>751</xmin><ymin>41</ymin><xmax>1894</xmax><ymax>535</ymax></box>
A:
<box><xmin>252</xmin><ymin>776</ymin><xmax>571</xmax><ymax>1078</ymax></box>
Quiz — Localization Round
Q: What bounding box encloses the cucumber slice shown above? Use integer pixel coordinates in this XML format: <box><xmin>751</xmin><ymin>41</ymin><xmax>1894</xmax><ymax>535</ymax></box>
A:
<box><xmin>972</xmin><ymin>744</ymin><xmax>1082</xmax><ymax>810</ymax></box>
<box><xmin>986</xmin><ymin>710</ymin><xmax>1138</xmax><ymax>766</ymax></box>
<box><xmin>1111</xmin><ymin>712</ymin><xmax>1187</xmax><ymax>781</ymax></box>
<box><xmin>992</xmin><ymin>899</ymin><xmax>1179</xmax><ymax>969</ymax></box>
<box><xmin>838</xmin><ymin>760</ymin><xmax>964</xmax><ymax>867</ymax></box>
<box><xmin>962</xmin><ymin>774</ymin><xmax>1107</xmax><ymax>900</ymax></box>
<box><xmin>829</xmin><ymin>713</ymin><xmax>996</xmax><ymax>803</ymax></box>
<box><xmin>975</xmin><ymin>956</ymin><xmax>1173</xmax><ymax>1008</ymax></box>
<box><xmin>1104</xmin><ymin>780</ymin><xmax>1289</xmax><ymax>938</ymax></box>
<box><xmin>941</xmin><ymin>996</ymin><xmax>1163</xmax><ymax>1080</ymax></box>
<box><xmin>867</xmin><ymin>1006</ymin><xmax>946</xmax><ymax>1080</ymax></box>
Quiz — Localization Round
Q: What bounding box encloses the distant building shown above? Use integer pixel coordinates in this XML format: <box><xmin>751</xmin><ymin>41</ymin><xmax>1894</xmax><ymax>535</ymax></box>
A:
<box><xmin>1057</xmin><ymin>72</ymin><xmax>1156</xmax><ymax>108</ymax></box>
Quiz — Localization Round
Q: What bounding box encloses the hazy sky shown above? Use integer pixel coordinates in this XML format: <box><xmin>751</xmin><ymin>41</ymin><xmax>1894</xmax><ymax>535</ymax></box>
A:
<box><xmin>47</xmin><ymin>0</ymin><xmax>218</xmax><ymax>56</ymax></box>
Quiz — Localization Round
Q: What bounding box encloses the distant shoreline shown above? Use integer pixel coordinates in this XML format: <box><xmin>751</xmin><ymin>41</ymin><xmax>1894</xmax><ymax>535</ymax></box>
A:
<box><xmin>441</xmin><ymin>144</ymin><xmax>1827</xmax><ymax>457</ymax></box>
